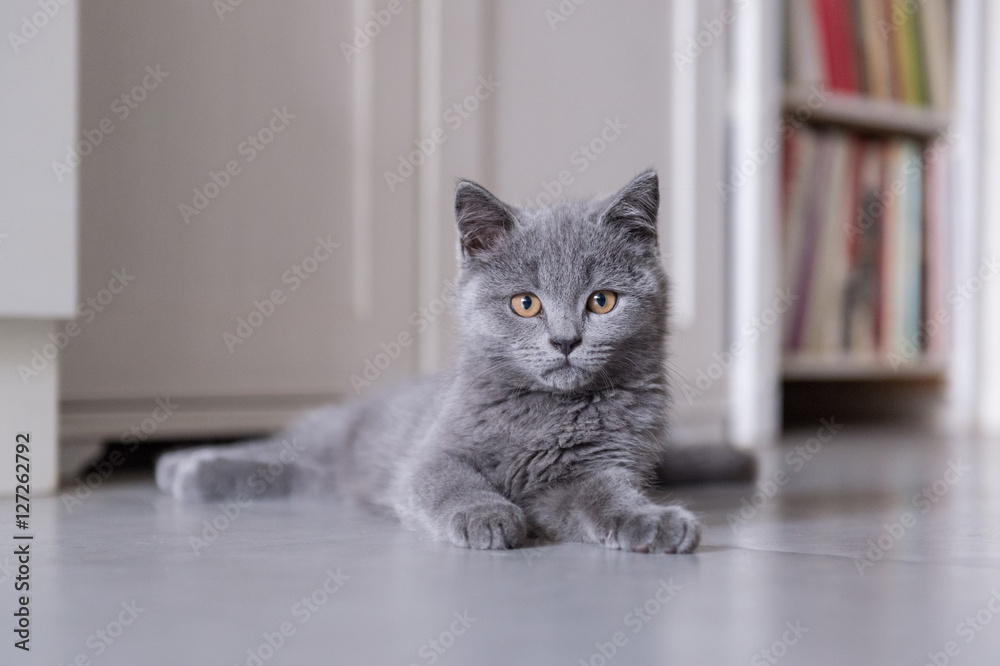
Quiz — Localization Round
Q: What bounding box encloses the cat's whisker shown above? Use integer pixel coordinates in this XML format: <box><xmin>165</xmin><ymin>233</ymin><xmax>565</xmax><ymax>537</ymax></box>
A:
<box><xmin>596</xmin><ymin>366</ymin><xmax>616</xmax><ymax>393</ymax></box>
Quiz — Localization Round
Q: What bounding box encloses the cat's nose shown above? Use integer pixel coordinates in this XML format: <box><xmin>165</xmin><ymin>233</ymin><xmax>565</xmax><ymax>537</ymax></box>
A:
<box><xmin>549</xmin><ymin>337</ymin><xmax>582</xmax><ymax>357</ymax></box>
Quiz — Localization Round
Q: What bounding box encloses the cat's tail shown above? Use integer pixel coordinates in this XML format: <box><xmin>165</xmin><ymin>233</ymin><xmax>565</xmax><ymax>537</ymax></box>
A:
<box><xmin>155</xmin><ymin>404</ymin><xmax>358</xmax><ymax>502</ymax></box>
<box><xmin>656</xmin><ymin>444</ymin><xmax>758</xmax><ymax>485</ymax></box>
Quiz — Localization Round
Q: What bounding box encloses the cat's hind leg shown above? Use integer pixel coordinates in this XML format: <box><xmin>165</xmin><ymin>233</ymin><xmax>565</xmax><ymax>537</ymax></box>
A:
<box><xmin>156</xmin><ymin>437</ymin><xmax>301</xmax><ymax>502</ymax></box>
<box><xmin>156</xmin><ymin>405</ymin><xmax>357</xmax><ymax>502</ymax></box>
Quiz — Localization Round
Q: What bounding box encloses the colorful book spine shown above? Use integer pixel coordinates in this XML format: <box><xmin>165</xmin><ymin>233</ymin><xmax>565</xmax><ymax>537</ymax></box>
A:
<box><xmin>813</xmin><ymin>0</ymin><xmax>859</xmax><ymax>93</ymax></box>
<box><xmin>892</xmin><ymin>0</ymin><xmax>926</xmax><ymax>105</ymax></box>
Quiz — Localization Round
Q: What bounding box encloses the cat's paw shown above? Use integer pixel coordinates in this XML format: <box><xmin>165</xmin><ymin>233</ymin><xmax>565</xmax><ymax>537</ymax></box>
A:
<box><xmin>155</xmin><ymin>448</ymin><xmax>195</xmax><ymax>496</ymax></box>
<box><xmin>448</xmin><ymin>503</ymin><xmax>527</xmax><ymax>550</ymax></box>
<box><xmin>156</xmin><ymin>447</ymin><xmax>293</xmax><ymax>501</ymax></box>
<box><xmin>607</xmin><ymin>505</ymin><xmax>700</xmax><ymax>554</ymax></box>
<box><xmin>155</xmin><ymin>448</ymin><xmax>220</xmax><ymax>501</ymax></box>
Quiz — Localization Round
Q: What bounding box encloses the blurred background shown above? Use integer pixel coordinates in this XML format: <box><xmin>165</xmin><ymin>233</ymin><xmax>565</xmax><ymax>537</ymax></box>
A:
<box><xmin>2</xmin><ymin>0</ymin><xmax>999</xmax><ymax>495</ymax></box>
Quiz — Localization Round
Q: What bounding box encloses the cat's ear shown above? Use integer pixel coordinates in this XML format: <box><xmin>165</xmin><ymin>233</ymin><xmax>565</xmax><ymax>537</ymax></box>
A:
<box><xmin>599</xmin><ymin>169</ymin><xmax>660</xmax><ymax>243</ymax></box>
<box><xmin>455</xmin><ymin>179</ymin><xmax>517</xmax><ymax>260</ymax></box>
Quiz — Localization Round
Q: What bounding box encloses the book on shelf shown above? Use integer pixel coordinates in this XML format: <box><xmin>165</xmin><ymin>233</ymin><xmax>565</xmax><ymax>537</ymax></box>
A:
<box><xmin>785</xmin><ymin>0</ymin><xmax>953</xmax><ymax>109</ymax></box>
<box><xmin>781</xmin><ymin>125</ymin><xmax>945</xmax><ymax>367</ymax></box>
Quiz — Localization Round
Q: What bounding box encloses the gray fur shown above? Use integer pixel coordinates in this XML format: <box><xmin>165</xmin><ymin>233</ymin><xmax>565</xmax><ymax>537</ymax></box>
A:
<box><xmin>157</xmin><ymin>170</ymin><xmax>700</xmax><ymax>554</ymax></box>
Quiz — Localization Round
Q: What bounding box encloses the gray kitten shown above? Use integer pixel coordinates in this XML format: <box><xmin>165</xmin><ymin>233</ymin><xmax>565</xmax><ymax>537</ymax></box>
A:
<box><xmin>157</xmin><ymin>170</ymin><xmax>701</xmax><ymax>553</ymax></box>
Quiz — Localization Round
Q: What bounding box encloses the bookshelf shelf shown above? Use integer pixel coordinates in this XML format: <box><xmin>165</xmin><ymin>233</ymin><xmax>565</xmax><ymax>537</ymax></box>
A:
<box><xmin>766</xmin><ymin>0</ymin><xmax>984</xmax><ymax>429</ymax></box>
<box><xmin>783</xmin><ymin>88</ymin><xmax>951</xmax><ymax>137</ymax></box>
<box><xmin>778</xmin><ymin>0</ymin><xmax>956</xmax><ymax>407</ymax></box>
<box><xmin>782</xmin><ymin>355</ymin><xmax>947</xmax><ymax>382</ymax></box>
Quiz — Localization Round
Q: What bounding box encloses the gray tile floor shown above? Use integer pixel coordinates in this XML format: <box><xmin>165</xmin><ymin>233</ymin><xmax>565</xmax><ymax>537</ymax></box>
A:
<box><xmin>3</xmin><ymin>428</ymin><xmax>1000</xmax><ymax>665</ymax></box>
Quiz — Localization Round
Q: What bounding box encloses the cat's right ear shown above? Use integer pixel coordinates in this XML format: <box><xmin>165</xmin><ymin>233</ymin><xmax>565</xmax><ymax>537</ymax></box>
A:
<box><xmin>599</xmin><ymin>169</ymin><xmax>660</xmax><ymax>244</ymax></box>
<box><xmin>455</xmin><ymin>179</ymin><xmax>517</xmax><ymax>260</ymax></box>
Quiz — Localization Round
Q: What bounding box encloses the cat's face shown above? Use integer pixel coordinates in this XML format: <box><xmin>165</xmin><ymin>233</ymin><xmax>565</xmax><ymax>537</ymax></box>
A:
<box><xmin>454</xmin><ymin>171</ymin><xmax>667</xmax><ymax>393</ymax></box>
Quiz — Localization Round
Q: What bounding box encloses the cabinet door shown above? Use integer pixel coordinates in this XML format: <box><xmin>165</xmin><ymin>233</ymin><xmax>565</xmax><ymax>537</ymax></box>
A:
<box><xmin>0</xmin><ymin>0</ymin><xmax>77</xmax><ymax>318</ymax></box>
<box><xmin>475</xmin><ymin>0</ymin><xmax>733</xmax><ymax>443</ymax></box>
<box><xmin>62</xmin><ymin>1</ymin><xmax>421</xmax><ymax>404</ymax></box>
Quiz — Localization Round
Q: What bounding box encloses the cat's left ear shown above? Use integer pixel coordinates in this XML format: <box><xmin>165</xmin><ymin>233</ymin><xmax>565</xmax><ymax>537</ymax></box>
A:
<box><xmin>599</xmin><ymin>169</ymin><xmax>659</xmax><ymax>243</ymax></box>
<box><xmin>455</xmin><ymin>179</ymin><xmax>518</xmax><ymax>260</ymax></box>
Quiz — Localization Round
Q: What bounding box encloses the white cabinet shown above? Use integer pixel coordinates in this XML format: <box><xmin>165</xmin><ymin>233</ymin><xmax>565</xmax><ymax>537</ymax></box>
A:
<box><xmin>0</xmin><ymin>0</ymin><xmax>77</xmax><ymax>316</ymax></box>
<box><xmin>62</xmin><ymin>1</ymin><xmax>422</xmax><ymax>443</ymax></box>
<box><xmin>1</xmin><ymin>0</ymin><xmax>79</xmax><ymax>495</ymax></box>
<box><xmin>60</xmin><ymin>0</ymin><xmax>747</xmax><ymax>453</ymax></box>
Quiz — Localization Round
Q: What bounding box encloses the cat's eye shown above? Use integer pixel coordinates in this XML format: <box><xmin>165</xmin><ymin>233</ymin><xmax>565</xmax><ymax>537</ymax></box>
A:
<box><xmin>511</xmin><ymin>292</ymin><xmax>542</xmax><ymax>317</ymax></box>
<box><xmin>586</xmin><ymin>290</ymin><xmax>617</xmax><ymax>314</ymax></box>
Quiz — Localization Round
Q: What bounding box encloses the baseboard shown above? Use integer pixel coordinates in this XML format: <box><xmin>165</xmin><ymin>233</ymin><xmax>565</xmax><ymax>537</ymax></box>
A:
<box><xmin>59</xmin><ymin>393</ymin><xmax>344</xmax><ymax>448</ymax></box>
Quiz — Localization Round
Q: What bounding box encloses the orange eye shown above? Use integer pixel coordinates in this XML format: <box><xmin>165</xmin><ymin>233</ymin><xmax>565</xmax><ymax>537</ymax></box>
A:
<box><xmin>586</xmin><ymin>291</ymin><xmax>617</xmax><ymax>314</ymax></box>
<box><xmin>511</xmin><ymin>293</ymin><xmax>542</xmax><ymax>317</ymax></box>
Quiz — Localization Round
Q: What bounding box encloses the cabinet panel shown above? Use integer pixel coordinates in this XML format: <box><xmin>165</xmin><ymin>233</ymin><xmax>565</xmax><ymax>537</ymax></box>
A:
<box><xmin>62</xmin><ymin>1</ymin><xmax>420</xmax><ymax>401</ymax></box>
<box><xmin>0</xmin><ymin>0</ymin><xmax>77</xmax><ymax>318</ymax></box>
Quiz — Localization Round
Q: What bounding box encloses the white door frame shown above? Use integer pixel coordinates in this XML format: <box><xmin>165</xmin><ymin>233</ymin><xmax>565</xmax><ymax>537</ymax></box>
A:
<box><xmin>727</xmin><ymin>0</ymin><xmax>783</xmax><ymax>447</ymax></box>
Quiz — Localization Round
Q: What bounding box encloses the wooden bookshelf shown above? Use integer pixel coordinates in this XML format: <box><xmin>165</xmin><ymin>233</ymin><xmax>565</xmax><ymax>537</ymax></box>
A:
<box><xmin>783</xmin><ymin>88</ymin><xmax>951</xmax><ymax>137</ymax></box>
<box><xmin>779</xmin><ymin>0</ymin><xmax>953</xmax><ymax>384</ymax></box>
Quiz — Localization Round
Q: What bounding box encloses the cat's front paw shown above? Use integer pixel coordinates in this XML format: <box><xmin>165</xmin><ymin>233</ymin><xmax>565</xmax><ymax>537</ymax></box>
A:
<box><xmin>448</xmin><ymin>503</ymin><xmax>527</xmax><ymax>550</ymax></box>
<box><xmin>608</xmin><ymin>505</ymin><xmax>700</xmax><ymax>554</ymax></box>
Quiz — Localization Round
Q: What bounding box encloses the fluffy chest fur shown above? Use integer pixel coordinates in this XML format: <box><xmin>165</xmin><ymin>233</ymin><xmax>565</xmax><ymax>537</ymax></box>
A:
<box><xmin>450</xmin><ymin>384</ymin><xmax>666</xmax><ymax>500</ymax></box>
